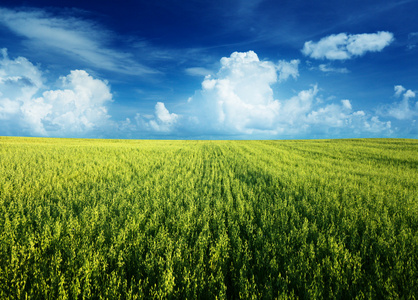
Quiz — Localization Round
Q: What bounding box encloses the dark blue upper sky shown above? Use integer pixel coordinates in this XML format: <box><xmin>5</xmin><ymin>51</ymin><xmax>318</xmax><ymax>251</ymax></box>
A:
<box><xmin>0</xmin><ymin>0</ymin><xmax>417</xmax><ymax>139</ymax></box>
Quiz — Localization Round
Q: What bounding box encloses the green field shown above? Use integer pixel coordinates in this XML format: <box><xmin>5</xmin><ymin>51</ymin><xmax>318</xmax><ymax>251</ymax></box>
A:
<box><xmin>0</xmin><ymin>137</ymin><xmax>417</xmax><ymax>299</ymax></box>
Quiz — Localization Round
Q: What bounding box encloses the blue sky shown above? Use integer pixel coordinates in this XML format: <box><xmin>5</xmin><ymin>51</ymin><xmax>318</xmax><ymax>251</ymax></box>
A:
<box><xmin>0</xmin><ymin>0</ymin><xmax>417</xmax><ymax>139</ymax></box>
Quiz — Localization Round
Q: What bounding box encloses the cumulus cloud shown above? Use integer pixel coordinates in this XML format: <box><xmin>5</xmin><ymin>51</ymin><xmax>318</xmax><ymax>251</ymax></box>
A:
<box><xmin>307</xmin><ymin>103</ymin><xmax>352</xmax><ymax>127</ymax></box>
<box><xmin>394</xmin><ymin>85</ymin><xmax>406</xmax><ymax>97</ymax></box>
<box><xmin>380</xmin><ymin>85</ymin><xmax>417</xmax><ymax>120</ymax></box>
<box><xmin>35</xmin><ymin>70</ymin><xmax>113</xmax><ymax>135</ymax></box>
<box><xmin>306</xmin><ymin>101</ymin><xmax>390</xmax><ymax>134</ymax></box>
<box><xmin>302</xmin><ymin>31</ymin><xmax>394</xmax><ymax>60</ymax></box>
<box><xmin>149</xmin><ymin>102</ymin><xmax>179</xmax><ymax>132</ymax></box>
<box><xmin>276</xmin><ymin>89</ymin><xmax>391</xmax><ymax>136</ymax></box>
<box><xmin>0</xmin><ymin>7</ymin><xmax>156</xmax><ymax>75</ymax></box>
<box><xmin>0</xmin><ymin>49</ymin><xmax>44</xmax><ymax>134</ymax></box>
<box><xmin>185</xmin><ymin>51</ymin><xmax>390</xmax><ymax>137</ymax></box>
<box><xmin>362</xmin><ymin>116</ymin><xmax>392</xmax><ymax>133</ymax></box>
<box><xmin>276</xmin><ymin>59</ymin><xmax>300</xmax><ymax>82</ymax></box>
<box><xmin>187</xmin><ymin>51</ymin><xmax>280</xmax><ymax>134</ymax></box>
<box><xmin>0</xmin><ymin>49</ymin><xmax>396</xmax><ymax>138</ymax></box>
<box><xmin>0</xmin><ymin>49</ymin><xmax>42</xmax><ymax>95</ymax></box>
<box><xmin>134</xmin><ymin>102</ymin><xmax>179</xmax><ymax>133</ymax></box>
<box><xmin>0</xmin><ymin>49</ymin><xmax>113</xmax><ymax>136</ymax></box>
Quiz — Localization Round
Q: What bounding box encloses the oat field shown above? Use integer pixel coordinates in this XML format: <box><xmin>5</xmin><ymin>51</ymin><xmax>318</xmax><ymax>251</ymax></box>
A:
<box><xmin>0</xmin><ymin>137</ymin><xmax>417</xmax><ymax>299</ymax></box>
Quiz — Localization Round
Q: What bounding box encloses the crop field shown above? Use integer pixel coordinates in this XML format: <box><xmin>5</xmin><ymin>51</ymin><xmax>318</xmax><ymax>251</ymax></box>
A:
<box><xmin>0</xmin><ymin>137</ymin><xmax>417</xmax><ymax>299</ymax></box>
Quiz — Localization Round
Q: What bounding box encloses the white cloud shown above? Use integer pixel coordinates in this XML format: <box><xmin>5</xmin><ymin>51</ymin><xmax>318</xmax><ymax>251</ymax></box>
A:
<box><xmin>187</xmin><ymin>51</ymin><xmax>280</xmax><ymax>134</ymax></box>
<box><xmin>380</xmin><ymin>85</ymin><xmax>417</xmax><ymax>120</ymax></box>
<box><xmin>276</xmin><ymin>59</ymin><xmax>300</xmax><ymax>82</ymax></box>
<box><xmin>303</xmin><ymin>33</ymin><xmax>350</xmax><ymax>60</ymax></box>
<box><xmin>363</xmin><ymin>116</ymin><xmax>392</xmax><ymax>133</ymax></box>
<box><xmin>341</xmin><ymin>99</ymin><xmax>352</xmax><ymax>110</ymax></box>
<box><xmin>318</xmin><ymin>64</ymin><xmax>349</xmax><ymax>73</ymax></box>
<box><xmin>134</xmin><ymin>102</ymin><xmax>178</xmax><ymax>133</ymax></box>
<box><xmin>276</xmin><ymin>88</ymin><xmax>390</xmax><ymax>135</ymax></box>
<box><xmin>0</xmin><ymin>48</ymin><xmax>43</xmax><ymax>100</ymax></box>
<box><xmin>0</xmin><ymin>8</ymin><xmax>156</xmax><ymax>75</ymax></box>
<box><xmin>394</xmin><ymin>85</ymin><xmax>406</xmax><ymax>97</ymax></box>
<box><xmin>346</xmin><ymin>32</ymin><xmax>394</xmax><ymax>55</ymax></box>
<box><xmin>279</xmin><ymin>86</ymin><xmax>318</xmax><ymax>126</ymax></box>
<box><xmin>151</xmin><ymin>102</ymin><xmax>179</xmax><ymax>132</ymax></box>
<box><xmin>302</xmin><ymin>31</ymin><xmax>394</xmax><ymax>60</ymax></box>
<box><xmin>404</xmin><ymin>89</ymin><xmax>416</xmax><ymax>99</ymax></box>
<box><xmin>0</xmin><ymin>48</ymin><xmax>44</xmax><ymax>134</ymax></box>
<box><xmin>36</xmin><ymin>70</ymin><xmax>113</xmax><ymax>135</ymax></box>
<box><xmin>0</xmin><ymin>49</ymin><xmax>113</xmax><ymax>136</ymax></box>
<box><xmin>307</xmin><ymin>104</ymin><xmax>353</xmax><ymax>127</ymax></box>
<box><xmin>0</xmin><ymin>49</ymin><xmax>396</xmax><ymax>138</ymax></box>
<box><xmin>305</xmin><ymin>101</ymin><xmax>391</xmax><ymax>134</ymax></box>
<box><xmin>185</xmin><ymin>67</ymin><xmax>214</xmax><ymax>77</ymax></box>
<box><xmin>185</xmin><ymin>51</ymin><xmax>390</xmax><ymax>137</ymax></box>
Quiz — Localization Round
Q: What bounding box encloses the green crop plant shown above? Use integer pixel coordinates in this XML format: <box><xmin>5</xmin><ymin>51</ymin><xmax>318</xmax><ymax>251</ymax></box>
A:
<box><xmin>0</xmin><ymin>137</ymin><xmax>417</xmax><ymax>299</ymax></box>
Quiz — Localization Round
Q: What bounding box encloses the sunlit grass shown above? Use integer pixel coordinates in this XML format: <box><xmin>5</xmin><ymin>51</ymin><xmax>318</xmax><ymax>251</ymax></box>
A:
<box><xmin>0</xmin><ymin>137</ymin><xmax>417</xmax><ymax>299</ymax></box>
